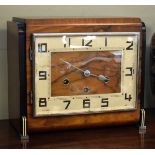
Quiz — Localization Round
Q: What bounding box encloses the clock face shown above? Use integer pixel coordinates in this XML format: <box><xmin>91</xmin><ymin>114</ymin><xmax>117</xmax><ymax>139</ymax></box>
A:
<box><xmin>32</xmin><ymin>32</ymin><xmax>140</xmax><ymax>117</ymax></box>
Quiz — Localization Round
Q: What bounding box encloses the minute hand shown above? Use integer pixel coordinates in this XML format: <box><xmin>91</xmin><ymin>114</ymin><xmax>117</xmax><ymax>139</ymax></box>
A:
<box><xmin>60</xmin><ymin>59</ymin><xmax>109</xmax><ymax>83</ymax></box>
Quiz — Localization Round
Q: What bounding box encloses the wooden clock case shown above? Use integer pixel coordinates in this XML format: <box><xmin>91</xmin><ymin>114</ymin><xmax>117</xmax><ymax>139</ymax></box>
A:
<box><xmin>150</xmin><ymin>34</ymin><xmax>155</xmax><ymax>101</ymax></box>
<box><xmin>7</xmin><ymin>17</ymin><xmax>146</xmax><ymax>138</ymax></box>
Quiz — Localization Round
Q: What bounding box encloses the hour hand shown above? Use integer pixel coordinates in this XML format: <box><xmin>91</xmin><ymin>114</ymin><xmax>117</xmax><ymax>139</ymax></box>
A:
<box><xmin>83</xmin><ymin>70</ymin><xmax>109</xmax><ymax>83</ymax></box>
<box><xmin>97</xmin><ymin>75</ymin><xmax>109</xmax><ymax>83</ymax></box>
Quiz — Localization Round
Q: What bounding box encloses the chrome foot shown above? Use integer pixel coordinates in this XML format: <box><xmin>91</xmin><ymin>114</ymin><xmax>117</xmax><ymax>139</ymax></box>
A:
<box><xmin>139</xmin><ymin>109</ymin><xmax>146</xmax><ymax>134</ymax></box>
<box><xmin>20</xmin><ymin>116</ymin><xmax>29</xmax><ymax>140</ymax></box>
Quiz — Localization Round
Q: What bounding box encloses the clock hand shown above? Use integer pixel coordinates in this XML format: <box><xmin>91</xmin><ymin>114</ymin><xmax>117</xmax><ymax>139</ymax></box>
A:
<box><xmin>88</xmin><ymin>71</ymin><xmax>109</xmax><ymax>83</ymax></box>
<box><xmin>60</xmin><ymin>58</ymin><xmax>109</xmax><ymax>83</ymax></box>
<box><xmin>97</xmin><ymin>75</ymin><xmax>109</xmax><ymax>83</ymax></box>
<box><xmin>60</xmin><ymin>58</ymin><xmax>84</xmax><ymax>72</ymax></box>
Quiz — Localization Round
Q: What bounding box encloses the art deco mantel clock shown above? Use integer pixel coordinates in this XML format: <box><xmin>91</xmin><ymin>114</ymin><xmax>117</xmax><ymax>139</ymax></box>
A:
<box><xmin>7</xmin><ymin>17</ymin><xmax>146</xmax><ymax>139</ymax></box>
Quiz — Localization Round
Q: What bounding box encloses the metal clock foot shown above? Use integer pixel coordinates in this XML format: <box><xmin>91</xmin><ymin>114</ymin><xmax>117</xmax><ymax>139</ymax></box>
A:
<box><xmin>139</xmin><ymin>109</ymin><xmax>146</xmax><ymax>134</ymax></box>
<box><xmin>20</xmin><ymin>116</ymin><xmax>29</xmax><ymax>140</ymax></box>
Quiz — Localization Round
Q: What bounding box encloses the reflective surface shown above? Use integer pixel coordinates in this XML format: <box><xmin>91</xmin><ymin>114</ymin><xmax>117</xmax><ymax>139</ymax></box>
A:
<box><xmin>51</xmin><ymin>50</ymin><xmax>121</xmax><ymax>96</ymax></box>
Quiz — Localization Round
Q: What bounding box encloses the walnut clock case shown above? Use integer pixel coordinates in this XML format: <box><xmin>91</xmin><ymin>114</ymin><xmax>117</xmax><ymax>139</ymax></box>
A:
<box><xmin>7</xmin><ymin>17</ymin><xmax>146</xmax><ymax>139</ymax></box>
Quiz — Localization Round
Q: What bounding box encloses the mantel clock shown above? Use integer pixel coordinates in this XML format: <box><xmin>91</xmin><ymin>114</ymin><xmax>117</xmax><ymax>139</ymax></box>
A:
<box><xmin>7</xmin><ymin>17</ymin><xmax>146</xmax><ymax>139</ymax></box>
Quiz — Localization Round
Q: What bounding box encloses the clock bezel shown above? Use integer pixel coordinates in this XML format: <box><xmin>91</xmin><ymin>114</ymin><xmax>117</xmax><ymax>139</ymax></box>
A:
<box><xmin>32</xmin><ymin>32</ymin><xmax>140</xmax><ymax>117</ymax></box>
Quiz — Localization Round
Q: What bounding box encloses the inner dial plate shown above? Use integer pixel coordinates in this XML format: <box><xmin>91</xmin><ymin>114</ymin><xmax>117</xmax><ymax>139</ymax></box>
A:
<box><xmin>51</xmin><ymin>51</ymin><xmax>121</xmax><ymax>96</ymax></box>
<box><xmin>33</xmin><ymin>32</ymin><xmax>139</xmax><ymax>117</ymax></box>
